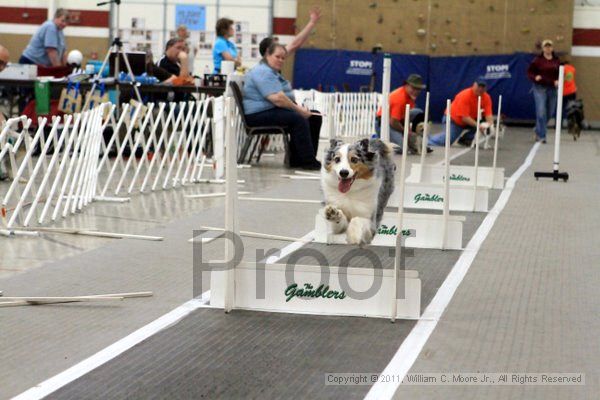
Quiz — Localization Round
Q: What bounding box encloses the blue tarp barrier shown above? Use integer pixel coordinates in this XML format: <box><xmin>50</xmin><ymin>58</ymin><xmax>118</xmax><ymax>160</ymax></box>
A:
<box><xmin>293</xmin><ymin>49</ymin><xmax>537</xmax><ymax>121</ymax></box>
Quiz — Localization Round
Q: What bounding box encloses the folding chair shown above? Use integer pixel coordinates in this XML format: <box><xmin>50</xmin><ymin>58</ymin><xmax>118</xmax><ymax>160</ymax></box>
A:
<box><xmin>229</xmin><ymin>81</ymin><xmax>291</xmax><ymax>165</ymax></box>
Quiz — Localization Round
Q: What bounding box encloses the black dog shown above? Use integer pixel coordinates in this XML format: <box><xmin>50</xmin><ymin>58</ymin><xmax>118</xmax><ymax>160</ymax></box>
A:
<box><xmin>566</xmin><ymin>99</ymin><xmax>584</xmax><ymax>141</ymax></box>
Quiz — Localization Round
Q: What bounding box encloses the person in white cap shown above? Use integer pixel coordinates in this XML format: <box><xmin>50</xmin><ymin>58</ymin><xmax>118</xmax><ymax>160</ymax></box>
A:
<box><xmin>527</xmin><ymin>39</ymin><xmax>560</xmax><ymax>143</ymax></box>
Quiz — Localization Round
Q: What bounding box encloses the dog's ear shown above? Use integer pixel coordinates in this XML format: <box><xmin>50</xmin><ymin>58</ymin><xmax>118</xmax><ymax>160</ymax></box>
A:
<box><xmin>359</xmin><ymin>138</ymin><xmax>377</xmax><ymax>162</ymax></box>
<box><xmin>329</xmin><ymin>139</ymin><xmax>343</xmax><ymax>150</ymax></box>
<box><xmin>358</xmin><ymin>138</ymin><xmax>370</xmax><ymax>151</ymax></box>
<box><xmin>324</xmin><ymin>140</ymin><xmax>340</xmax><ymax>164</ymax></box>
<box><xmin>365</xmin><ymin>150</ymin><xmax>376</xmax><ymax>162</ymax></box>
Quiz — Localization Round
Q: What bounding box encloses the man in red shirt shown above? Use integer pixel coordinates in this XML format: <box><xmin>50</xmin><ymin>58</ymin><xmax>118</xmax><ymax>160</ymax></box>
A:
<box><xmin>429</xmin><ymin>79</ymin><xmax>494</xmax><ymax>147</ymax></box>
<box><xmin>375</xmin><ymin>74</ymin><xmax>428</xmax><ymax>154</ymax></box>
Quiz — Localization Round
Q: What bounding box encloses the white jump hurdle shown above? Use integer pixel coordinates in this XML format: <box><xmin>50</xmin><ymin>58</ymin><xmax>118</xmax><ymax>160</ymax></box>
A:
<box><xmin>313</xmin><ymin>103</ymin><xmax>464</xmax><ymax>250</ymax></box>
<box><xmin>207</xmin><ymin>97</ymin><xmax>421</xmax><ymax>320</ymax></box>
<box><xmin>389</xmin><ymin>181</ymin><xmax>489</xmax><ymax>212</ymax></box>
<box><xmin>314</xmin><ymin>211</ymin><xmax>464</xmax><ymax>250</ymax></box>
<box><xmin>406</xmin><ymin>164</ymin><xmax>505</xmax><ymax>190</ymax></box>
<box><xmin>407</xmin><ymin>95</ymin><xmax>505</xmax><ymax>189</ymax></box>
<box><xmin>210</xmin><ymin>261</ymin><xmax>421</xmax><ymax>319</ymax></box>
<box><xmin>389</xmin><ymin>100</ymin><xmax>489</xmax><ymax>213</ymax></box>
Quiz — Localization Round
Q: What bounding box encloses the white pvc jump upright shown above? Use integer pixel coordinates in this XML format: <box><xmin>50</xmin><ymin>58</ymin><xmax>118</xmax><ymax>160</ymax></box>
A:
<box><xmin>380</xmin><ymin>54</ymin><xmax>392</xmax><ymax>143</ymax></box>
<box><xmin>209</xmin><ymin>98</ymin><xmax>421</xmax><ymax>320</ymax></box>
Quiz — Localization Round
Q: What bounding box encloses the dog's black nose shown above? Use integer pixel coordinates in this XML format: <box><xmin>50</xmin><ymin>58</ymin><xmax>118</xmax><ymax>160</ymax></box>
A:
<box><xmin>339</xmin><ymin>169</ymin><xmax>349</xmax><ymax>178</ymax></box>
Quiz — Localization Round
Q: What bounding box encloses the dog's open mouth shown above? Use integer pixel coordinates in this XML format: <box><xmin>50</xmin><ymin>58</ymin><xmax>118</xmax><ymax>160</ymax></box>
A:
<box><xmin>338</xmin><ymin>177</ymin><xmax>355</xmax><ymax>193</ymax></box>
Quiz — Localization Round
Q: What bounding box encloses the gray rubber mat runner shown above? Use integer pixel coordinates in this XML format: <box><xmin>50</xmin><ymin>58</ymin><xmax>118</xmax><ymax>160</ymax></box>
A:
<box><xmin>45</xmin><ymin>130</ymin><xmax>534</xmax><ymax>400</ymax></box>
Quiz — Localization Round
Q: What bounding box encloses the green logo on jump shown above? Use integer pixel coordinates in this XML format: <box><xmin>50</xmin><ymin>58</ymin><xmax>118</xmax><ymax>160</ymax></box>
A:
<box><xmin>285</xmin><ymin>283</ymin><xmax>346</xmax><ymax>302</ymax></box>
<box><xmin>377</xmin><ymin>225</ymin><xmax>411</xmax><ymax>236</ymax></box>
<box><xmin>449</xmin><ymin>173</ymin><xmax>470</xmax><ymax>181</ymax></box>
<box><xmin>414</xmin><ymin>193</ymin><xmax>444</xmax><ymax>203</ymax></box>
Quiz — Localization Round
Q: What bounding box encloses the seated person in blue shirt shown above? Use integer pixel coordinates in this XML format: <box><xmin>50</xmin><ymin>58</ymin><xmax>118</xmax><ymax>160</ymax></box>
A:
<box><xmin>20</xmin><ymin>8</ymin><xmax>68</xmax><ymax>67</ymax></box>
<box><xmin>212</xmin><ymin>18</ymin><xmax>241</xmax><ymax>74</ymax></box>
<box><xmin>243</xmin><ymin>43</ymin><xmax>321</xmax><ymax>170</ymax></box>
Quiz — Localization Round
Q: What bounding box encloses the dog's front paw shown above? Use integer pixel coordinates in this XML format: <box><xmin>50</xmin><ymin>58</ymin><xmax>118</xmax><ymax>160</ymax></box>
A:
<box><xmin>324</xmin><ymin>205</ymin><xmax>343</xmax><ymax>223</ymax></box>
<box><xmin>346</xmin><ymin>218</ymin><xmax>374</xmax><ymax>245</ymax></box>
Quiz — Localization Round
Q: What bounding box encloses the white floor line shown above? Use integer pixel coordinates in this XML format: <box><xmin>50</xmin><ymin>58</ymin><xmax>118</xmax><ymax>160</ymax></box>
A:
<box><xmin>11</xmin><ymin>230</ymin><xmax>316</xmax><ymax>400</ymax></box>
<box><xmin>365</xmin><ymin>142</ymin><xmax>540</xmax><ymax>400</ymax></box>
<box><xmin>12</xmin><ymin>291</ymin><xmax>211</xmax><ymax>400</ymax></box>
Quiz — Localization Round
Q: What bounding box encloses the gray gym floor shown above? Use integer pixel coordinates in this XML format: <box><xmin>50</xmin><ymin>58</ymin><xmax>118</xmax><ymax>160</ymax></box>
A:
<box><xmin>1</xmin><ymin>127</ymin><xmax>597</xmax><ymax>399</ymax></box>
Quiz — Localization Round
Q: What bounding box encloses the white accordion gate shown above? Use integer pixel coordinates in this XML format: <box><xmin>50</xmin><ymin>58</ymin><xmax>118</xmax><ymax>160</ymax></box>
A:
<box><xmin>0</xmin><ymin>96</ymin><xmax>227</xmax><ymax>239</ymax></box>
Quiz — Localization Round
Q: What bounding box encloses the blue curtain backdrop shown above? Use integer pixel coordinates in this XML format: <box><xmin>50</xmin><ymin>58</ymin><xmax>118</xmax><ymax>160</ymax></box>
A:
<box><xmin>293</xmin><ymin>49</ymin><xmax>536</xmax><ymax>121</ymax></box>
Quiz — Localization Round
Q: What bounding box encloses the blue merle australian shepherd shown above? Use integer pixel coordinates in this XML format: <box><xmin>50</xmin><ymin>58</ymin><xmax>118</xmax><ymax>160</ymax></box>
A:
<box><xmin>321</xmin><ymin>138</ymin><xmax>395</xmax><ymax>245</ymax></box>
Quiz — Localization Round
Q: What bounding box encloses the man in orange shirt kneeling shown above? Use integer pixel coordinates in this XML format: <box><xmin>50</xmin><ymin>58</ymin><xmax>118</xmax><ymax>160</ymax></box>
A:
<box><xmin>429</xmin><ymin>79</ymin><xmax>494</xmax><ymax>147</ymax></box>
<box><xmin>375</xmin><ymin>74</ymin><xmax>431</xmax><ymax>154</ymax></box>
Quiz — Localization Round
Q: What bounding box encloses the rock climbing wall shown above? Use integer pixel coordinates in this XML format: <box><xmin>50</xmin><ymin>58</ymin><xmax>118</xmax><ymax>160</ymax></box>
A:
<box><xmin>297</xmin><ymin>0</ymin><xmax>573</xmax><ymax>56</ymax></box>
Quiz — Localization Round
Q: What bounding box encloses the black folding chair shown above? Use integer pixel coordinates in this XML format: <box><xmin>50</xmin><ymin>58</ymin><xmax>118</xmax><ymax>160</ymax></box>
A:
<box><xmin>229</xmin><ymin>81</ymin><xmax>291</xmax><ymax>166</ymax></box>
